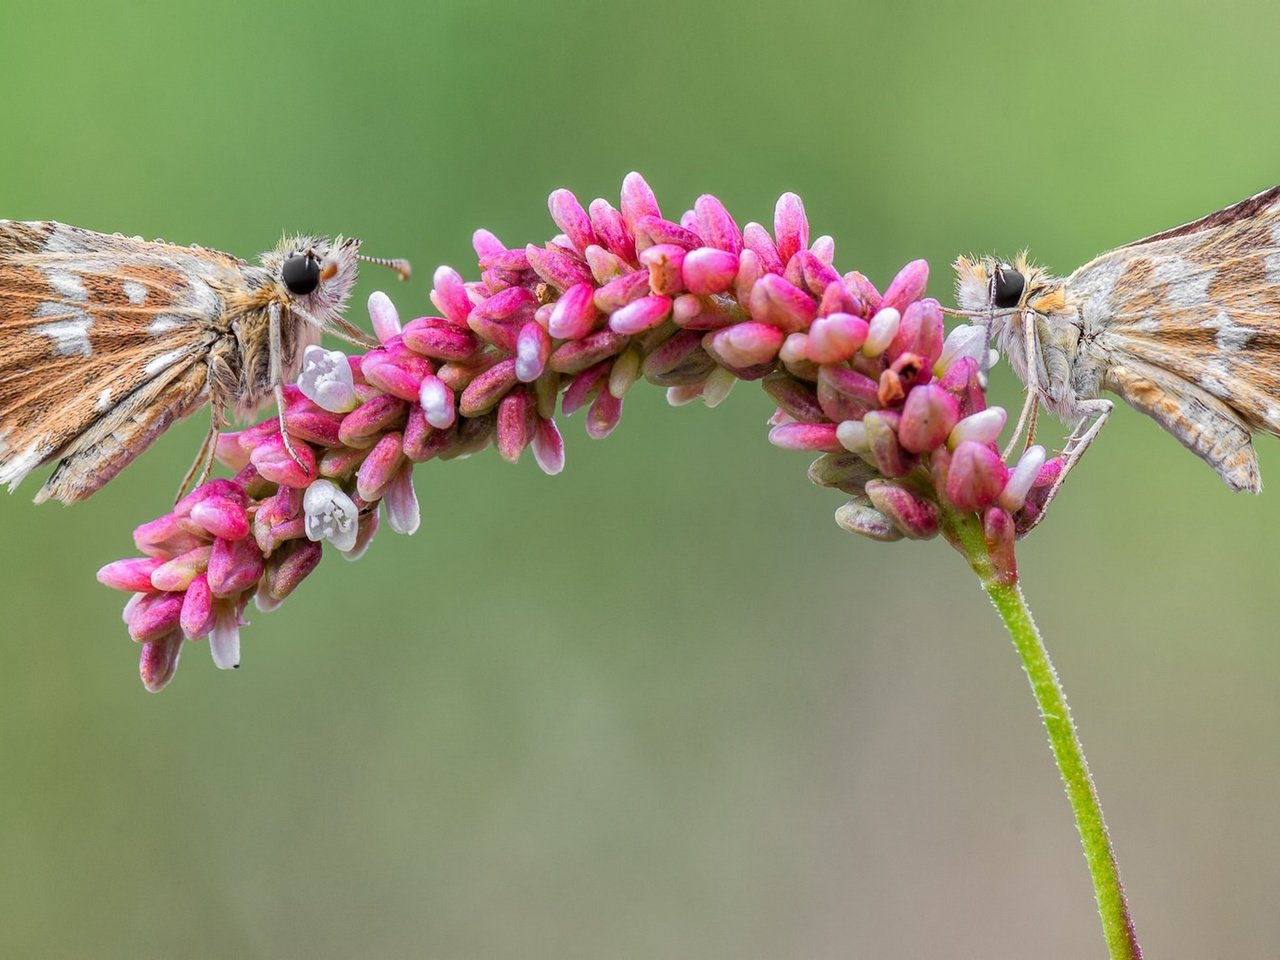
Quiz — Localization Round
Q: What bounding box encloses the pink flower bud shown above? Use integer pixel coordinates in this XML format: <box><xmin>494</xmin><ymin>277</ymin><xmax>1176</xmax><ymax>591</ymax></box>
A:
<box><xmin>863</xmin><ymin>410</ymin><xmax>915</xmax><ymax>478</ymax></box>
<box><xmin>865</xmin><ymin>480</ymin><xmax>940</xmax><ymax>539</ymax></box>
<box><xmin>620</xmin><ymin>171</ymin><xmax>661</xmax><ymax>231</ymax></box>
<box><xmin>609</xmin><ymin>295</ymin><xmax>672</xmax><ymax>335</ymax></box>
<box><xmin>705</xmin><ymin>322</ymin><xmax>784</xmax><ymax>368</ymax></box>
<box><xmin>401</xmin><ymin>316</ymin><xmax>479</xmax><ymax>361</ymax></box>
<box><xmin>525</xmin><ymin>243</ymin><xmax>593</xmax><ymax>291</ymax></box>
<box><xmin>633</xmin><ymin>215</ymin><xmax>701</xmax><ymax>253</ymax></box>
<box><xmin>356</xmin><ymin>433</ymin><xmax>406</xmax><ymax>500</ymax></box>
<box><xmin>844</xmin><ymin>271</ymin><xmax>882</xmax><ymax>312</ymax></box>
<box><xmin>189</xmin><ymin>495</ymin><xmax>250</xmax><ymax>541</ymax></box>
<box><xmin>180</xmin><ymin>574</ymin><xmax>216</xmax><ymax>639</ymax></box>
<box><xmin>681</xmin><ymin>247</ymin><xmax>739</xmax><ymax>296</ymax></box>
<box><xmin>796</xmin><ymin>250</ymin><xmax>841</xmax><ymax>298</ymax></box>
<box><xmin>816</xmin><ymin>365</ymin><xmax>879</xmax><ymax>422</ymax></box>
<box><xmin>429</xmin><ymin>266</ymin><xmax>473</xmax><ymax>327</ymax></box>
<box><xmin>139</xmin><ymin>630</ymin><xmax>183</xmax><ymax>693</ymax></box>
<box><xmin>151</xmin><ymin>545</ymin><xmax>213</xmax><ymax>592</ymax></box>
<box><xmin>774</xmin><ymin>192</ymin><xmax>809</xmax><ymax>265</ymax></box>
<box><xmin>549</xmin><ymin>329</ymin><xmax>628</xmax><ymax>374</ymax></box>
<box><xmin>548</xmin><ymin>188</ymin><xmax>598</xmax><ymax>253</ymax></box>
<box><xmin>946</xmin><ymin>440</ymin><xmax>1010</xmax><ymax>511</ymax></box>
<box><xmin>458</xmin><ymin>358</ymin><xmax>519</xmax><ymax>417</ymax></box>
<box><xmin>949</xmin><ymin>406</ymin><xmax>1007</xmax><ymax>448</ymax></box>
<box><xmin>761</xmin><ymin>372</ymin><xmax>825</xmax><ymax>422</ymax></box>
<box><xmin>585</xmin><ymin>245</ymin><xmax>628</xmax><ymax>282</ymax></box>
<box><xmin>879</xmin><ymin>259</ymin><xmax>929</xmax><ymax>313</ymax></box>
<box><xmin>337</xmin><ymin>394</ymin><xmax>408</xmax><ymax>449</ymax></box>
<box><xmin>694</xmin><ymin>194</ymin><xmax>742</xmax><ymax>256</ymax></box>
<box><xmin>743</xmin><ymin>222</ymin><xmax>783</xmax><ymax>275</ymax></box>
<box><xmin>250</xmin><ymin>435</ymin><xmax>318</xmax><ymax>488</ymax></box>
<box><xmin>768</xmin><ymin>421</ymin><xmax>843</xmax><ymax>452</ymax></box>
<box><xmin>834</xmin><ymin>498</ymin><xmax>903</xmax><ymax>542</ymax></box>
<box><xmin>999</xmin><ymin>444</ymin><xmax>1047</xmax><ymax>512</ymax></box>
<box><xmin>561</xmin><ymin>360</ymin><xmax>610</xmax><ymax>415</ymax></box>
<box><xmin>97</xmin><ymin>557</ymin><xmax>166</xmax><ymax>593</ymax></box>
<box><xmin>588</xmin><ymin>198</ymin><xmax>636</xmax><ymax>262</ymax></box>
<box><xmin>532</xmin><ymin>417</ymin><xmax>565</xmax><ymax>475</ymax></box>
<box><xmin>641</xmin><ymin>329</ymin><xmax>714</xmax><ymax>385</ymax></box>
<box><xmin>898</xmin><ymin>385</ymin><xmax>961</xmax><ymax>453</ymax></box>
<box><xmin>747</xmin><ymin>273</ymin><xmax>817</xmax><ymax>333</ymax></box>
<box><xmin>263</xmin><ymin>539</ymin><xmax>324</xmax><ymax>600</ymax></box>
<box><xmin>806</xmin><ymin>313</ymin><xmax>869</xmax><ymax>364</ymax></box>
<box><xmin>808</xmin><ymin>452</ymin><xmax>878</xmax><ymax>493</ymax></box>
<box><xmin>515</xmin><ymin>321</ymin><xmax>552</xmax><ymax>382</ymax></box>
<box><xmin>497</xmin><ymin>389</ymin><xmax>536</xmax><ymax>462</ymax></box>
<box><xmin>862</xmin><ymin>307</ymin><xmax>901</xmax><ymax>358</ymax></box>
<box><xmin>594</xmin><ymin>269</ymin><xmax>651</xmax><ymax>313</ymax></box>
<box><xmin>586</xmin><ymin>389</ymin><xmax>623</xmax><ymax>439</ymax></box>
<box><xmin>361</xmin><ymin>348</ymin><xmax>432</xmax><ymax>402</ymax></box>
<box><xmin>818</xmin><ymin>279</ymin><xmax>862</xmax><ymax>318</ymax></box>
<box><xmin>418</xmin><ymin>375</ymin><xmax>457</xmax><ymax>430</ymax></box>
<box><xmin>128</xmin><ymin>591</ymin><xmax>185</xmax><ymax>643</ymax></box>
<box><xmin>207</xmin><ymin>536</ymin><xmax>264</xmax><ymax>598</ymax></box>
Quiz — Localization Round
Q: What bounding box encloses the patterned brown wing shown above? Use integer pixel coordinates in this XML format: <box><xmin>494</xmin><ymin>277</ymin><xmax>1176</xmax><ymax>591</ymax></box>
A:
<box><xmin>0</xmin><ymin>221</ymin><xmax>243</xmax><ymax>498</ymax></box>
<box><xmin>1073</xmin><ymin>192</ymin><xmax>1280</xmax><ymax>437</ymax></box>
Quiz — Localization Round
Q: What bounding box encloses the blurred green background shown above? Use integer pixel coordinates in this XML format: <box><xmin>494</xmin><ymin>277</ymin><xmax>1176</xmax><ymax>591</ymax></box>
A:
<box><xmin>3</xmin><ymin>1</ymin><xmax>1280</xmax><ymax>956</ymax></box>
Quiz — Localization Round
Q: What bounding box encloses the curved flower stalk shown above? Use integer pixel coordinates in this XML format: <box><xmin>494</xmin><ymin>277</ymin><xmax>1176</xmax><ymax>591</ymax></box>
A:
<box><xmin>95</xmin><ymin>172</ymin><xmax>1140</xmax><ymax>958</ymax></box>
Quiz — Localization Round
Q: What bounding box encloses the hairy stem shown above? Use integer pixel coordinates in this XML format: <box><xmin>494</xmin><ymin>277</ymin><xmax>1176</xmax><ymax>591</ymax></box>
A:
<box><xmin>947</xmin><ymin>511</ymin><xmax>1142</xmax><ymax>960</ymax></box>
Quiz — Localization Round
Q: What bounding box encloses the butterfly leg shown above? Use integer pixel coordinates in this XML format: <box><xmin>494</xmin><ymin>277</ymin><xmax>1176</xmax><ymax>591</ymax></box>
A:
<box><xmin>1001</xmin><ymin>309</ymin><xmax>1042</xmax><ymax>461</ymax></box>
<box><xmin>1020</xmin><ymin>397</ymin><xmax>1113</xmax><ymax>533</ymax></box>
<box><xmin>268</xmin><ymin>301</ymin><xmax>309</xmax><ymax>471</ymax></box>
<box><xmin>175</xmin><ymin>408</ymin><xmax>224</xmax><ymax>503</ymax></box>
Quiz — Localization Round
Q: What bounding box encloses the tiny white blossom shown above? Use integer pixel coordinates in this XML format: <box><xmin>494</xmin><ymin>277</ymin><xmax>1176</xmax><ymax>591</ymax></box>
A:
<box><xmin>297</xmin><ymin>345</ymin><xmax>358</xmax><ymax>413</ymax></box>
<box><xmin>303</xmin><ymin>479</ymin><xmax>360</xmax><ymax>552</ymax></box>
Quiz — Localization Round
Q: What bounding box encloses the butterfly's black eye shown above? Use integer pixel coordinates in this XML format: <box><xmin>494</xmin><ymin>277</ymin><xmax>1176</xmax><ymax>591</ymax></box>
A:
<box><xmin>992</xmin><ymin>265</ymin><xmax>1025</xmax><ymax>309</ymax></box>
<box><xmin>282</xmin><ymin>253</ymin><xmax>322</xmax><ymax>296</ymax></box>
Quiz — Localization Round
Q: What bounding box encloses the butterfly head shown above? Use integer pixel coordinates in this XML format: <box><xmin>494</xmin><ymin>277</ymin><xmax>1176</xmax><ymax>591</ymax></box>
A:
<box><xmin>263</xmin><ymin>234</ymin><xmax>361</xmax><ymax>326</ymax></box>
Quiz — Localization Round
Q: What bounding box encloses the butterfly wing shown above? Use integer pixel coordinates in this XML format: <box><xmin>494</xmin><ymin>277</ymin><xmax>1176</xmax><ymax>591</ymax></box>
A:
<box><xmin>0</xmin><ymin>221</ymin><xmax>247</xmax><ymax>501</ymax></box>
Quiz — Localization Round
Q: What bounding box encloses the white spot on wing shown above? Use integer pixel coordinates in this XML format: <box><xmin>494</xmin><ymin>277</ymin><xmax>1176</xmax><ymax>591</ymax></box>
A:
<box><xmin>122</xmin><ymin>280</ymin><xmax>148</xmax><ymax>304</ymax></box>
<box><xmin>148</xmin><ymin>315</ymin><xmax>184</xmax><ymax>335</ymax></box>
<box><xmin>46</xmin><ymin>270</ymin><xmax>88</xmax><ymax>301</ymax></box>
<box><xmin>184</xmin><ymin>272</ymin><xmax>220</xmax><ymax>316</ymax></box>
<box><xmin>143</xmin><ymin>348</ymin><xmax>188</xmax><ymax>377</ymax></box>
<box><xmin>1153</xmin><ymin>256</ymin><xmax>1214</xmax><ymax>307</ymax></box>
<box><xmin>32</xmin><ymin>302</ymin><xmax>93</xmax><ymax>356</ymax></box>
<box><xmin>96</xmin><ymin>388</ymin><xmax>113</xmax><ymax>411</ymax></box>
<box><xmin>1200</xmin><ymin>309</ymin><xmax>1255</xmax><ymax>352</ymax></box>
<box><xmin>0</xmin><ymin>440</ymin><xmax>47</xmax><ymax>491</ymax></box>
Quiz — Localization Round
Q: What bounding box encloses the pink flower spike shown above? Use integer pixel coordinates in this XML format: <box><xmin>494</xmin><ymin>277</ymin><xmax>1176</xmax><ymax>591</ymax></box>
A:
<box><xmin>548</xmin><ymin>188</ymin><xmax>598</xmax><ymax>253</ymax></box>
<box><xmin>862</xmin><ymin>308</ymin><xmax>901</xmax><ymax>358</ymax></box>
<box><xmin>532</xmin><ymin>417</ymin><xmax>565</xmax><ymax>475</ymax></box>
<box><xmin>297</xmin><ymin>345</ymin><xmax>358</xmax><ymax>413</ymax></box>
<box><xmin>383</xmin><ymin>465</ymin><xmax>420</xmax><ymax>535</ymax></box>
<box><xmin>525</xmin><ymin>243</ymin><xmax>593</xmax><ymax>291</ymax></box>
<box><xmin>898</xmin><ymin>385</ymin><xmax>962</xmax><ymax>454</ymax></box>
<box><xmin>681</xmin><ymin>247</ymin><xmax>739</xmax><ymax>296</ymax></box>
<box><xmin>368</xmin><ymin>291</ymin><xmax>402</xmax><ymax>343</ymax></box>
<box><xmin>640</xmin><ymin>243</ymin><xmax>687</xmax><ymax>296</ymax></box>
<box><xmin>768</xmin><ymin>421</ymin><xmax>842</xmax><ymax>452</ymax></box>
<box><xmin>139</xmin><ymin>630</ymin><xmax>183</xmax><ymax>693</ymax></box>
<box><xmin>548</xmin><ymin>282</ymin><xmax>601</xmax><ymax>340</ymax></box>
<box><xmin>1000</xmin><ymin>444</ymin><xmax>1047</xmax><ymax>512</ymax></box>
<box><xmin>250</xmin><ymin>435</ymin><xmax>318</xmax><ymax>488</ymax></box>
<box><xmin>949</xmin><ymin>406</ymin><xmax>1007</xmax><ymax>449</ymax></box>
<box><xmin>865</xmin><ymin>479</ymin><xmax>940</xmax><ymax>540</ymax></box>
<box><xmin>207</xmin><ymin>536</ymin><xmax>264</xmax><ymax>598</ymax></box>
<box><xmin>748</xmin><ymin>273</ymin><xmax>818</xmax><ymax>334</ymax></box>
<box><xmin>706</xmin><ymin>322</ymin><xmax>784</xmax><ymax>368</ymax></box>
<box><xmin>97</xmin><ymin>557</ymin><xmax>166</xmax><ymax>593</ymax></box>
<box><xmin>946</xmin><ymin>440</ymin><xmax>1011</xmax><ymax>511</ymax></box>
<box><xmin>209</xmin><ymin>605</ymin><xmax>241</xmax><ymax>670</ymax></box>
<box><xmin>588</xmin><ymin>198</ymin><xmax>636</xmax><ymax>263</ymax></box>
<box><xmin>880</xmin><ymin>259</ymin><xmax>930</xmax><ymax>313</ymax></box>
<box><xmin>806</xmin><ymin>313</ymin><xmax>869</xmax><ymax>364</ymax></box>
<box><xmin>774</xmin><ymin>193</ymin><xmax>810</xmax><ymax>265</ymax></box>
<box><xmin>180</xmin><ymin>575</ymin><xmax>215</xmax><ymax>639</ymax></box>
<box><xmin>609</xmin><ymin>295</ymin><xmax>672</xmax><ymax>335</ymax></box>
<box><xmin>694</xmin><ymin>194</ymin><xmax>743</xmax><ymax>256</ymax></box>
<box><xmin>189</xmin><ymin>496</ymin><xmax>250</xmax><ymax>541</ymax></box>
<box><xmin>620</xmin><ymin>172</ymin><xmax>661</xmax><ymax>231</ymax></box>
<box><xmin>515</xmin><ymin>321</ymin><xmax>552</xmax><ymax>383</ymax></box>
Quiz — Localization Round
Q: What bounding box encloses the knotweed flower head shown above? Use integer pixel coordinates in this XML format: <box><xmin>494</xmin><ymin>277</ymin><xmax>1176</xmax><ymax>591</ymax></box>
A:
<box><xmin>98</xmin><ymin>172</ymin><xmax>1061</xmax><ymax>691</ymax></box>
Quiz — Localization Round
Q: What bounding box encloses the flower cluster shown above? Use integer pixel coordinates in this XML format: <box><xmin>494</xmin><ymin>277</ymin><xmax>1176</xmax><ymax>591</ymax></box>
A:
<box><xmin>98</xmin><ymin>172</ymin><xmax>1059</xmax><ymax>691</ymax></box>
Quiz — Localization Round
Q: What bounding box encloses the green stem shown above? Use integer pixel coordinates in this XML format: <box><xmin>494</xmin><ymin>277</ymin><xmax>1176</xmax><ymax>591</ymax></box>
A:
<box><xmin>947</xmin><ymin>511</ymin><xmax>1142</xmax><ymax>960</ymax></box>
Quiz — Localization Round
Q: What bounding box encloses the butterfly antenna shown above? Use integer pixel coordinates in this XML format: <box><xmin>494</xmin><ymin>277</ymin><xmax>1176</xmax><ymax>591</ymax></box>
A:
<box><xmin>358</xmin><ymin>254</ymin><xmax>413</xmax><ymax>282</ymax></box>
